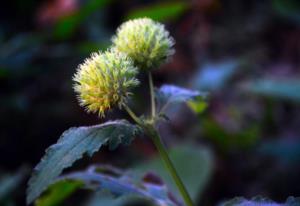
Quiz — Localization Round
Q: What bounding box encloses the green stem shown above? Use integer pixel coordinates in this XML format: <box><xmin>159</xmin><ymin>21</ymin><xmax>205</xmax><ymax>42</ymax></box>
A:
<box><xmin>148</xmin><ymin>72</ymin><xmax>156</xmax><ymax>118</ymax></box>
<box><xmin>124</xmin><ymin>105</ymin><xmax>194</xmax><ymax>206</ymax></box>
<box><xmin>124</xmin><ymin>105</ymin><xmax>143</xmax><ymax>125</ymax></box>
<box><xmin>124</xmin><ymin>73</ymin><xmax>194</xmax><ymax>206</ymax></box>
<box><xmin>145</xmin><ymin>126</ymin><xmax>194</xmax><ymax>206</ymax></box>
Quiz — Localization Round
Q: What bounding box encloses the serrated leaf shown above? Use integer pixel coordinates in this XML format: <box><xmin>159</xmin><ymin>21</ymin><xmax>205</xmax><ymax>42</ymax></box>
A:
<box><xmin>156</xmin><ymin>84</ymin><xmax>207</xmax><ymax>114</ymax></box>
<box><xmin>58</xmin><ymin>165</ymin><xmax>178</xmax><ymax>206</ymax></box>
<box><xmin>35</xmin><ymin>181</ymin><xmax>82</xmax><ymax>206</ymax></box>
<box><xmin>27</xmin><ymin>120</ymin><xmax>138</xmax><ymax>204</ymax></box>
<box><xmin>132</xmin><ymin>144</ymin><xmax>213</xmax><ymax>202</ymax></box>
<box><xmin>219</xmin><ymin>196</ymin><xmax>300</xmax><ymax>206</ymax></box>
<box><xmin>244</xmin><ymin>78</ymin><xmax>300</xmax><ymax>102</ymax></box>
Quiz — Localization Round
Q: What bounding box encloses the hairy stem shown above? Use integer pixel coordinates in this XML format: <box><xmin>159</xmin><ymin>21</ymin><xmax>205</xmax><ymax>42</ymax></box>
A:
<box><xmin>148</xmin><ymin>72</ymin><xmax>156</xmax><ymax>118</ymax></box>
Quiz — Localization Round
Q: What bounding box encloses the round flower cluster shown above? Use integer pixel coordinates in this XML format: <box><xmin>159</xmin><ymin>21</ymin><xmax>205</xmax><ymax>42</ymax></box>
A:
<box><xmin>73</xmin><ymin>49</ymin><xmax>139</xmax><ymax>117</ymax></box>
<box><xmin>74</xmin><ymin>18</ymin><xmax>175</xmax><ymax>117</ymax></box>
<box><xmin>112</xmin><ymin>18</ymin><xmax>175</xmax><ymax>71</ymax></box>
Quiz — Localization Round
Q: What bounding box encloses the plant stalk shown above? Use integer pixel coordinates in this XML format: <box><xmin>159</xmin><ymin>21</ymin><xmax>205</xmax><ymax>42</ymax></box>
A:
<box><xmin>124</xmin><ymin>109</ymin><xmax>194</xmax><ymax>206</ymax></box>
<box><xmin>124</xmin><ymin>73</ymin><xmax>194</xmax><ymax>206</ymax></box>
<box><xmin>148</xmin><ymin>72</ymin><xmax>156</xmax><ymax>118</ymax></box>
<box><xmin>144</xmin><ymin>125</ymin><xmax>194</xmax><ymax>206</ymax></box>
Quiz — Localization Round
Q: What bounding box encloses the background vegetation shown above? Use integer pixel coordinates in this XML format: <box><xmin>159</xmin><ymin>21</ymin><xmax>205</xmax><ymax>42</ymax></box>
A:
<box><xmin>1</xmin><ymin>0</ymin><xmax>300</xmax><ymax>205</ymax></box>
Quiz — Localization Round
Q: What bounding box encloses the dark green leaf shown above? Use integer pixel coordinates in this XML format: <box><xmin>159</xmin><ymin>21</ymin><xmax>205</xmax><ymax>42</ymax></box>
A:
<box><xmin>219</xmin><ymin>196</ymin><xmax>300</xmax><ymax>206</ymax></box>
<box><xmin>125</xmin><ymin>2</ymin><xmax>188</xmax><ymax>21</ymax></box>
<box><xmin>132</xmin><ymin>144</ymin><xmax>213</xmax><ymax>202</ymax></box>
<box><xmin>27</xmin><ymin>120</ymin><xmax>138</xmax><ymax>204</ymax></box>
<box><xmin>244</xmin><ymin>78</ymin><xmax>300</xmax><ymax>102</ymax></box>
<box><xmin>35</xmin><ymin>181</ymin><xmax>83</xmax><ymax>206</ymax></box>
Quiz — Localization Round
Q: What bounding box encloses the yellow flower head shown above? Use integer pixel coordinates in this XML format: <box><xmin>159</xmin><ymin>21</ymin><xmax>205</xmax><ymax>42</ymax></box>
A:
<box><xmin>112</xmin><ymin>18</ymin><xmax>175</xmax><ymax>71</ymax></box>
<box><xmin>73</xmin><ymin>49</ymin><xmax>139</xmax><ymax>117</ymax></box>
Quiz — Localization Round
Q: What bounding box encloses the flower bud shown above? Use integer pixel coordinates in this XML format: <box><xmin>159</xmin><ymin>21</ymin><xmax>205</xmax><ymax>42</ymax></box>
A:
<box><xmin>112</xmin><ymin>18</ymin><xmax>175</xmax><ymax>71</ymax></box>
<box><xmin>73</xmin><ymin>49</ymin><xmax>139</xmax><ymax>117</ymax></box>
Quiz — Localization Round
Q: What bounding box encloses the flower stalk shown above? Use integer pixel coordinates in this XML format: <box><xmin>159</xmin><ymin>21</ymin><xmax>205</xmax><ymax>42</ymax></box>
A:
<box><xmin>148</xmin><ymin>72</ymin><xmax>156</xmax><ymax>118</ymax></box>
<box><xmin>124</xmin><ymin>75</ymin><xmax>194</xmax><ymax>206</ymax></box>
<box><xmin>145</xmin><ymin>125</ymin><xmax>194</xmax><ymax>206</ymax></box>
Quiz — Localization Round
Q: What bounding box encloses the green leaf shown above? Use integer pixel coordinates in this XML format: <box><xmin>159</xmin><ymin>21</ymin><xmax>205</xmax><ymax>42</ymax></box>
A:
<box><xmin>35</xmin><ymin>181</ymin><xmax>82</xmax><ymax>206</ymax></box>
<box><xmin>156</xmin><ymin>84</ymin><xmax>207</xmax><ymax>114</ymax></box>
<box><xmin>27</xmin><ymin>120</ymin><xmax>139</xmax><ymax>204</ymax></box>
<box><xmin>244</xmin><ymin>78</ymin><xmax>300</xmax><ymax>102</ymax></box>
<box><xmin>125</xmin><ymin>2</ymin><xmax>188</xmax><ymax>21</ymax></box>
<box><xmin>219</xmin><ymin>196</ymin><xmax>300</xmax><ymax>206</ymax></box>
<box><xmin>58</xmin><ymin>165</ymin><xmax>178</xmax><ymax>206</ymax></box>
<box><xmin>132</xmin><ymin>144</ymin><xmax>213</xmax><ymax>202</ymax></box>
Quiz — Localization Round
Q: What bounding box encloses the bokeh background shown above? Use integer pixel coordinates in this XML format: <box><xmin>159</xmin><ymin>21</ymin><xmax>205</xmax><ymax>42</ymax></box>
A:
<box><xmin>1</xmin><ymin>0</ymin><xmax>300</xmax><ymax>205</ymax></box>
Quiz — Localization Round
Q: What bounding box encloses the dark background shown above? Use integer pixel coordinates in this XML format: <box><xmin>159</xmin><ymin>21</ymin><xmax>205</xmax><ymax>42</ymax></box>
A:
<box><xmin>1</xmin><ymin>0</ymin><xmax>300</xmax><ymax>205</ymax></box>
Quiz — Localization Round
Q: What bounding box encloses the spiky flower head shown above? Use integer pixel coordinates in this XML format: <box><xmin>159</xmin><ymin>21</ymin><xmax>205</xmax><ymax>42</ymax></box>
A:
<box><xmin>73</xmin><ymin>49</ymin><xmax>139</xmax><ymax>117</ymax></box>
<box><xmin>112</xmin><ymin>18</ymin><xmax>175</xmax><ymax>71</ymax></box>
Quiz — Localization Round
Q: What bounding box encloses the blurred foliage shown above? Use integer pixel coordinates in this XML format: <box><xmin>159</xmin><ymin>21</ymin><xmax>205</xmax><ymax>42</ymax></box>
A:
<box><xmin>0</xmin><ymin>167</ymin><xmax>28</xmax><ymax>206</ymax></box>
<box><xmin>272</xmin><ymin>0</ymin><xmax>300</xmax><ymax>23</ymax></box>
<box><xmin>37</xmin><ymin>164</ymin><xmax>180</xmax><ymax>206</ymax></box>
<box><xmin>54</xmin><ymin>0</ymin><xmax>111</xmax><ymax>39</ymax></box>
<box><xmin>203</xmin><ymin>118</ymin><xmax>260</xmax><ymax>151</ymax></box>
<box><xmin>125</xmin><ymin>2</ymin><xmax>188</xmax><ymax>21</ymax></box>
<box><xmin>0</xmin><ymin>34</ymin><xmax>42</xmax><ymax>75</ymax></box>
<box><xmin>258</xmin><ymin>139</ymin><xmax>300</xmax><ymax>164</ymax></box>
<box><xmin>85</xmin><ymin>192</ymin><xmax>154</xmax><ymax>206</ymax></box>
<box><xmin>192</xmin><ymin>60</ymin><xmax>239</xmax><ymax>91</ymax></box>
<box><xmin>35</xmin><ymin>181</ymin><xmax>82</xmax><ymax>206</ymax></box>
<box><xmin>1</xmin><ymin>0</ymin><xmax>300</xmax><ymax>205</ymax></box>
<box><xmin>133</xmin><ymin>144</ymin><xmax>213</xmax><ymax>202</ymax></box>
<box><xmin>219</xmin><ymin>196</ymin><xmax>300</xmax><ymax>206</ymax></box>
<box><xmin>244</xmin><ymin>78</ymin><xmax>300</xmax><ymax>103</ymax></box>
